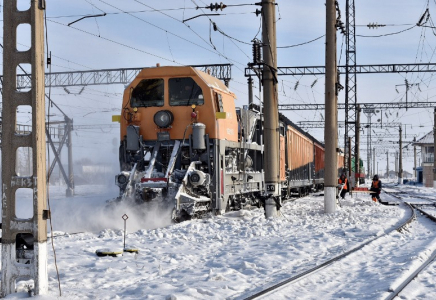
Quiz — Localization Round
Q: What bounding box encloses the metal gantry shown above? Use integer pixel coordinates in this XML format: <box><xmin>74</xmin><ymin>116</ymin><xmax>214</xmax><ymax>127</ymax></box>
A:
<box><xmin>245</xmin><ymin>63</ymin><xmax>436</xmax><ymax>77</ymax></box>
<box><xmin>5</xmin><ymin>64</ymin><xmax>232</xmax><ymax>89</ymax></box>
<box><xmin>297</xmin><ymin>121</ymin><xmax>401</xmax><ymax>129</ymax></box>
<box><xmin>5</xmin><ymin>63</ymin><xmax>435</xmax><ymax>90</ymax></box>
<box><xmin>278</xmin><ymin>101</ymin><xmax>436</xmax><ymax>110</ymax></box>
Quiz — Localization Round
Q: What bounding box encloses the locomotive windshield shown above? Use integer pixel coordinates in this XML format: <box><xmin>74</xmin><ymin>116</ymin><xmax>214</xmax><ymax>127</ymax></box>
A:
<box><xmin>130</xmin><ymin>78</ymin><xmax>164</xmax><ymax>107</ymax></box>
<box><xmin>169</xmin><ymin>77</ymin><xmax>204</xmax><ymax>106</ymax></box>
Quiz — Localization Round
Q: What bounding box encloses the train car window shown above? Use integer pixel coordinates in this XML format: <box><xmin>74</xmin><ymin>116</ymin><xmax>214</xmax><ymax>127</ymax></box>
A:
<box><xmin>130</xmin><ymin>78</ymin><xmax>164</xmax><ymax>107</ymax></box>
<box><xmin>279</xmin><ymin>124</ymin><xmax>285</xmax><ymax>136</ymax></box>
<box><xmin>169</xmin><ymin>77</ymin><xmax>204</xmax><ymax>106</ymax></box>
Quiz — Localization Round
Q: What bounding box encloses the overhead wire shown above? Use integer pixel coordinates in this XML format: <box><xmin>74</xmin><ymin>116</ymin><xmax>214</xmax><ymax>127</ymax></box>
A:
<box><xmin>131</xmin><ymin>0</ymin><xmax>217</xmax><ymax>51</ymax></box>
<box><xmin>48</xmin><ymin>19</ymin><xmax>180</xmax><ymax>65</ymax></box>
<box><xmin>2</xmin><ymin>37</ymin><xmax>95</xmax><ymax>70</ymax></box>
<box><xmin>188</xmin><ymin>0</ymin><xmax>251</xmax><ymax>68</ymax></box>
<box><xmin>39</xmin><ymin>6</ymin><xmax>198</xmax><ymax>19</ymax></box>
<box><xmin>44</xmin><ymin>2</ymin><xmax>62</xmax><ymax>297</ymax></box>
<box><xmin>277</xmin><ymin>35</ymin><xmax>325</xmax><ymax>48</ymax></box>
<box><xmin>93</xmin><ymin>0</ymin><xmax>245</xmax><ymax>68</ymax></box>
<box><xmin>356</xmin><ymin>25</ymin><xmax>417</xmax><ymax>38</ymax></box>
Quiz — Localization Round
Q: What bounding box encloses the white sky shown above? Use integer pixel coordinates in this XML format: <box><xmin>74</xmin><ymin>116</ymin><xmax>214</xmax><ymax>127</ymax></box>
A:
<box><xmin>2</xmin><ymin>0</ymin><xmax>436</xmax><ymax>174</ymax></box>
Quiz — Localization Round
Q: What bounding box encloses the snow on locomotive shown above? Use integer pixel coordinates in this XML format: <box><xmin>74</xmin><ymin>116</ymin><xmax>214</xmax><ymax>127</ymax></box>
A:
<box><xmin>113</xmin><ymin>65</ymin><xmax>343</xmax><ymax>221</ymax></box>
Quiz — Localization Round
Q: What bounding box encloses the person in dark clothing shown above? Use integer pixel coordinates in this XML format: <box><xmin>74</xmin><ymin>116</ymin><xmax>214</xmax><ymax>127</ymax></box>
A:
<box><xmin>370</xmin><ymin>174</ymin><xmax>382</xmax><ymax>202</ymax></box>
<box><xmin>338</xmin><ymin>173</ymin><xmax>350</xmax><ymax>199</ymax></box>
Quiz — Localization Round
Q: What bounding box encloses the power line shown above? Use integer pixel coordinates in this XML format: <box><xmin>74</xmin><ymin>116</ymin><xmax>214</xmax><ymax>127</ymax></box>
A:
<box><xmin>48</xmin><ymin>19</ymin><xmax>181</xmax><ymax>65</ymax></box>
<box><xmin>277</xmin><ymin>35</ymin><xmax>325</xmax><ymax>48</ymax></box>
<box><xmin>356</xmin><ymin>25</ymin><xmax>417</xmax><ymax>38</ymax></box>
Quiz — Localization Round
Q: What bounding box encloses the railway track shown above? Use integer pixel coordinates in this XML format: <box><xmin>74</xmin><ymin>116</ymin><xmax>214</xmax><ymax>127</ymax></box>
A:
<box><xmin>234</xmin><ymin>188</ymin><xmax>436</xmax><ymax>300</ymax></box>
<box><xmin>382</xmin><ymin>190</ymin><xmax>436</xmax><ymax>299</ymax></box>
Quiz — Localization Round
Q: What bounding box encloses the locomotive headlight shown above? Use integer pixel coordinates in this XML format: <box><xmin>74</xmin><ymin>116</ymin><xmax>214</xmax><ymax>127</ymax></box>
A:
<box><xmin>117</xmin><ymin>175</ymin><xmax>127</xmax><ymax>184</ymax></box>
<box><xmin>190</xmin><ymin>173</ymin><xmax>200</xmax><ymax>183</ymax></box>
<box><xmin>116</xmin><ymin>172</ymin><xmax>129</xmax><ymax>187</ymax></box>
<box><xmin>189</xmin><ymin>170</ymin><xmax>206</xmax><ymax>186</ymax></box>
<box><xmin>154</xmin><ymin>110</ymin><xmax>174</xmax><ymax>128</ymax></box>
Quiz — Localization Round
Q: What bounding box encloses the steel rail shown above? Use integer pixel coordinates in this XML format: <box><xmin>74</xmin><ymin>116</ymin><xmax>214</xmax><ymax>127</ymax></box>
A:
<box><xmin>385</xmin><ymin>244</ymin><xmax>436</xmax><ymax>300</ymax></box>
<box><xmin>239</xmin><ymin>195</ymin><xmax>415</xmax><ymax>300</ymax></box>
<box><xmin>382</xmin><ymin>192</ymin><xmax>436</xmax><ymax>300</ymax></box>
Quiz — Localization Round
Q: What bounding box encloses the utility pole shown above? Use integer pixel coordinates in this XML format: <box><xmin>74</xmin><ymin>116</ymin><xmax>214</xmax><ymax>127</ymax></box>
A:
<box><xmin>261</xmin><ymin>0</ymin><xmax>280</xmax><ymax>218</ymax></box>
<box><xmin>395</xmin><ymin>151</ymin><xmax>398</xmax><ymax>179</ymax></box>
<box><xmin>2</xmin><ymin>0</ymin><xmax>48</xmax><ymax>296</ymax></box>
<box><xmin>348</xmin><ymin>136</ymin><xmax>352</xmax><ymax>184</ymax></box>
<box><xmin>66</xmin><ymin>117</ymin><xmax>75</xmax><ymax>196</ymax></box>
<box><xmin>373</xmin><ymin>147</ymin><xmax>375</xmax><ymax>176</ymax></box>
<box><xmin>355</xmin><ymin>105</ymin><xmax>361</xmax><ymax>186</ymax></box>
<box><xmin>324</xmin><ymin>0</ymin><xmax>338</xmax><ymax>213</ymax></box>
<box><xmin>363</xmin><ymin>109</ymin><xmax>375</xmax><ymax>178</ymax></box>
<box><xmin>413</xmin><ymin>137</ymin><xmax>417</xmax><ymax>180</ymax></box>
<box><xmin>395</xmin><ymin>79</ymin><xmax>419</xmax><ymax>111</ymax></box>
<box><xmin>386</xmin><ymin>151</ymin><xmax>389</xmax><ymax>178</ymax></box>
<box><xmin>399</xmin><ymin>126</ymin><xmax>403</xmax><ymax>184</ymax></box>
<box><xmin>433</xmin><ymin>108</ymin><xmax>436</xmax><ymax>187</ymax></box>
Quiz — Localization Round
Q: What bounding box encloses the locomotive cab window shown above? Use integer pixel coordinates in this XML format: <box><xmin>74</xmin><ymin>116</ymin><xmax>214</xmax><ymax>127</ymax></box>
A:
<box><xmin>215</xmin><ymin>93</ymin><xmax>224</xmax><ymax>112</ymax></box>
<box><xmin>169</xmin><ymin>77</ymin><xmax>204</xmax><ymax>106</ymax></box>
<box><xmin>130</xmin><ymin>78</ymin><xmax>164</xmax><ymax>107</ymax></box>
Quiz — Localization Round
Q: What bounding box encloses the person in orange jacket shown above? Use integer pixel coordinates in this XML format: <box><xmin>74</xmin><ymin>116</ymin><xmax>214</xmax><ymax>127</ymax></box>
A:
<box><xmin>338</xmin><ymin>173</ymin><xmax>349</xmax><ymax>199</ymax></box>
<box><xmin>370</xmin><ymin>174</ymin><xmax>382</xmax><ymax>202</ymax></box>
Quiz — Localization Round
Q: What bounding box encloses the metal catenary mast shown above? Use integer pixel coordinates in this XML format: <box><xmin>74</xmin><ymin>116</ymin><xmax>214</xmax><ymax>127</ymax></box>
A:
<box><xmin>345</xmin><ymin>0</ymin><xmax>358</xmax><ymax>183</ymax></box>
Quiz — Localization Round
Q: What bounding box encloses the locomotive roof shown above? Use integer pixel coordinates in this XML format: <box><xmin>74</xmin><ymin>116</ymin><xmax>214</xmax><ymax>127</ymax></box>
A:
<box><xmin>134</xmin><ymin>66</ymin><xmax>234</xmax><ymax>96</ymax></box>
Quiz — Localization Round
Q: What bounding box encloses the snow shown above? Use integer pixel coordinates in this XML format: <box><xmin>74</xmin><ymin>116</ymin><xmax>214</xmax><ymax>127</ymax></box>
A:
<box><xmin>2</xmin><ymin>182</ymin><xmax>436</xmax><ymax>299</ymax></box>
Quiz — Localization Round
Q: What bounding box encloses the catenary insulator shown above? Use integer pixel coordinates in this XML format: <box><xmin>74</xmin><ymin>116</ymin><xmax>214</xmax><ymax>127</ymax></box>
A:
<box><xmin>252</xmin><ymin>40</ymin><xmax>261</xmax><ymax>64</ymax></box>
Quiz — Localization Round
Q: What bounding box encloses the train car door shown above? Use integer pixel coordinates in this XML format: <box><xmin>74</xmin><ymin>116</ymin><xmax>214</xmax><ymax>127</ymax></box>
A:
<box><xmin>280</xmin><ymin>124</ymin><xmax>286</xmax><ymax>182</ymax></box>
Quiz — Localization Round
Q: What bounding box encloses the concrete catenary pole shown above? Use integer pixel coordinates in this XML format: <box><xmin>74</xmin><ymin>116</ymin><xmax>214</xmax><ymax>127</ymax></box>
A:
<box><xmin>413</xmin><ymin>137</ymin><xmax>417</xmax><ymax>180</ymax></box>
<box><xmin>348</xmin><ymin>137</ymin><xmax>352</xmax><ymax>179</ymax></box>
<box><xmin>413</xmin><ymin>137</ymin><xmax>418</xmax><ymax>181</ymax></box>
<box><xmin>373</xmin><ymin>147</ymin><xmax>375</xmax><ymax>176</ymax></box>
<box><xmin>66</xmin><ymin>117</ymin><xmax>75</xmax><ymax>197</ymax></box>
<box><xmin>324</xmin><ymin>0</ymin><xmax>338</xmax><ymax>213</ymax></box>
<box><xmin>261</xmin><ymin>0</ymin><xmax>280</xmax><ymax>218</ymax></box>
<box><xmin>398</xmin><ymin>126</ymin><xmax>403</xmax><ymax>184</ymax></box>
<box><xmin>363</xmin><ymin>109</ymin><xmax>373</xmax><ymax>178</ymax></box>
<box><xmin>2</xmin><ymin>0</ymin><xmax>48</xmax><ymax>296</ymax></box>
<box><xmin>355</xmin><ymin>105</ymin><xmax>361</xmax><ymax>186</ymax></box>
<box><xmin>386</xmin><ymin>151</ymin><xmax>389</xmax><ymax>178</ymax></box>
<box><xmin>433</xmin><ymin>108</ymin><xmax>436</xmax><ymax>187</ymax></box>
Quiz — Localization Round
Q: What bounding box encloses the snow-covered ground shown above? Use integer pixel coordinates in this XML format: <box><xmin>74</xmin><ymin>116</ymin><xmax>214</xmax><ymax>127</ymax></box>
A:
<box><xmin>2</xmin><ymin>183</ymin><xmax>436</xmax><ymax>299</ymax></box>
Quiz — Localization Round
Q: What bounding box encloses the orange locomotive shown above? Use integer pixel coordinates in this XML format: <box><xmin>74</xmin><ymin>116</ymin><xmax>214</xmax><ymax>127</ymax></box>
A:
<box><xmin>114</xmin><ymin>65</ymin><xmax>336</xmax><ymax>221</ymax></box>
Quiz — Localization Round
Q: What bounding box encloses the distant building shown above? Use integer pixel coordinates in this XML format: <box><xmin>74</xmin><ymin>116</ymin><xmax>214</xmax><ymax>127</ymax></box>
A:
<box><xmin>413</xmin><ymin>132</ymin><xmax>434</xmax><ymax>187</ymax></box>
<box><xmin>384</xmin><ymin>170</ymin><xmax>397</xmax><ymax>179</ymax></box>
<box><xmin>403</xmin><ymin>170</ymin><xmax>413</xmax><ymax>179</ymax></box>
